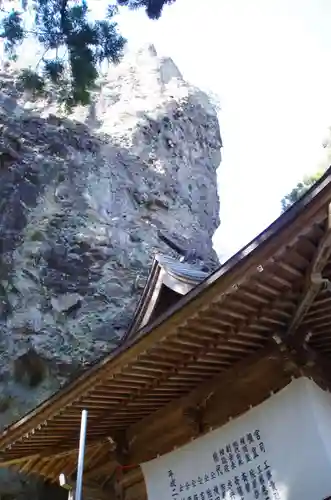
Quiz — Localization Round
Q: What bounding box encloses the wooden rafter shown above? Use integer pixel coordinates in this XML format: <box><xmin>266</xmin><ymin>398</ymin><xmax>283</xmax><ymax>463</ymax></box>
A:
<box><xmin>0</xmin><ymin>440</ymin><xmax>107</xmax><ymax>468</ymax></box>
<box><xmin>202</xmin><ymin>284</ymin><xmax>296</xmax><ymax>340</ymax></box>
<box><xmin>12</xmin><ymin>457</ymin><xmax>114</xmax><ymax>500</ymax></box>
<box><xmin>83</xmin><ymin>441</ymin><xmax>112</xmax><ymax>476</ymax></box>
<box><xmin>285</xmin><ymin>203</ymin><xmax>331</xmax><ymax>336</ymax></box>
<box><xmin>75</xmin><ymin>286</ymin><xmax>300</xmax><ymax>443</ymax></box>
<box><xmin>126</xmin><ymin>344</ymin><xmax>279</xmax><ymax>447</ymax></box>
<box><xmin>126</xmin><ymin>347</ymin><xmax>293</xmax><ymax>466</ymax></box>
<box><xmin>84</xmin><ymin>460</ymin><xmax>117</xmax><ymax>481</ymax></box>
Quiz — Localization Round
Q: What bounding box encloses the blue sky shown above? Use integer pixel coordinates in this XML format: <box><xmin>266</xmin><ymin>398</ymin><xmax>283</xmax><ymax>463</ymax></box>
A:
<box><xmin>111</xmin><ymin>0</ymin><xmax>331</xmax><ymax>259</ymax></box>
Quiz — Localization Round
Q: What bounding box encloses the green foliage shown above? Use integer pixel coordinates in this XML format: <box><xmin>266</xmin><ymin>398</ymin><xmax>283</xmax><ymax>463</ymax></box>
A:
<box><xmin>281</xmin><ymin>170</ymin><xmax>324</xmax><ymax>212</ymax></box>
<box><xmin>117</xmin><ymin>0</ymin><xmax>176</xmax><ymax>19</ymax></box>
<box><xmin>18</xmin><ymin>68</ymin><xmax>45</xmax><ymax>95</ymax></box>
<box><xmin>0</xmin><ymin>1</ymin><xmax>127</xmax><ymax>107</ymax></box>
<box><xmin>1</xmin><ymin>10</ymin><xmax>25</xmax><ymax>58</ymax></box>
<box><xmin>44</xmin><ymin>60</ymin><xmax>65</xmax><ymax>84</ymax></box>
<box><xmin>0</xmin><ymin>0</ymin><xmax>177</xmax><ymax>107</ymax></box>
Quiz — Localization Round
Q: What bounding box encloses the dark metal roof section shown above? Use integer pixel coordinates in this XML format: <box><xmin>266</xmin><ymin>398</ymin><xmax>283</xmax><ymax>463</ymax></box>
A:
<box><xmin>156</xmin><ymin>254</ymin><xmax>209</xmax><ymax>285</ymax></box>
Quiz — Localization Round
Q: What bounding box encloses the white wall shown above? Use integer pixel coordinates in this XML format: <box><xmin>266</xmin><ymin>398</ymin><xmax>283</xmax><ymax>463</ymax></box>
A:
<box><xmin>142</xmin><ymin>377</ymin><xmax>331</xmax><ymax>500</ymax></box>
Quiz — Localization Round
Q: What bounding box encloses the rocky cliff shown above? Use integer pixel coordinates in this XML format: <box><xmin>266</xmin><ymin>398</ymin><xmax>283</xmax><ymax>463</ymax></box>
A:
<box><xmin>0</xmin><ymin>44</ymin><xmax>221</xmax><ymax>448</ymax></box>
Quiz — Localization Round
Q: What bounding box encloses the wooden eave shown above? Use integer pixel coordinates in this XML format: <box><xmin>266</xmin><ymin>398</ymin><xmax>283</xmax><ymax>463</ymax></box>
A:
<box><xmin>123</xmin><ymin>256</ymin><xmax>162</xmax><ymax>343</ymax></box>
<box><xmin>1</xmin><ymin>168</ymin><xmax>331</xmax><ymax>490</ymax></box>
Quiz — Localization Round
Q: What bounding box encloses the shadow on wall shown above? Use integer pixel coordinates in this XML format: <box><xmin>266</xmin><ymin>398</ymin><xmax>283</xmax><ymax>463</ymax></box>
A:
<box><xmin>38</xmin><ymin>481</ymin><xmax>68</xmax><ymax>500</ymax></box>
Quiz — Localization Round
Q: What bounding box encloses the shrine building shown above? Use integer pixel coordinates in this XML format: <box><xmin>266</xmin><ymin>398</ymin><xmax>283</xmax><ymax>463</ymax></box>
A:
<box><xmin>1</xmin><ymin>168</ymin><xmax>331</xmax><ymax>499</ymax></box>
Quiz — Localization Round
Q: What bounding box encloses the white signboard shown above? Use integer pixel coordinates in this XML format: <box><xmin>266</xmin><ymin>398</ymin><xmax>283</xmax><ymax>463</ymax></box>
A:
<box><xmin>141</xmin><ymin>377</ymin><xmax>331</xmax><ymax>500</ymax></box>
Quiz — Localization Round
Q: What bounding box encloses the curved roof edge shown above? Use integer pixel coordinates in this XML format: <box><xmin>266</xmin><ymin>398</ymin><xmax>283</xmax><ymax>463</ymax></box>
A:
<box><xmin>123</xmin><ymin>253</ymin><xmax>210</xmax><ymax>344</ymax></box>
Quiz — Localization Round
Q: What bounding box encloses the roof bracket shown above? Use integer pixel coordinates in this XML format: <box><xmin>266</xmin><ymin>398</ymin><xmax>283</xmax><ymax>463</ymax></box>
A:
<box><xmin>284</xmin><ymin>211</ymin><xmax>331</xmax><ymax>337</ymax></box>
<box><xmin>272</xmin><ymin>332</ymin><xmax>331</xmax><ymax>390</ymax></box>
<box><xmin>310</xmin><ymin>272</ymin><xmax>331</xmax><ymax>291</ymax></box>
<box><xmin>113</xmin><ymin>430</ymin><xmax>130</xmax><ymax>466</ymax></box>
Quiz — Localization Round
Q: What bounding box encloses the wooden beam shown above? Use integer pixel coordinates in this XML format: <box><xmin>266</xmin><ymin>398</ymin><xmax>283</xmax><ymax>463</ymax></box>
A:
<box><xmin>113</xmin><ymin>430</ymin><xmax>130</xmax><ymax>466</ymax></box>
<box><xmin>285</xmin><ymin>206</ymin><xmax>331</xmax><ymax>336</ymax></box>
<box><xmin>83</xmin><ymin>441</ymin><xmax>108</xmax><ymax>472</ymax></box>
<box><xmin>0</xmin><ymin>454</ymin><xmax>39</xmax><ymax>468</ymax></box>
<box><xmin>119</xmin><ymin>467</ymin><xmax>143</xmax><ymax>489</ymax></box>
<box><xmin>83</xmin><ymin>444</ymin><xmax>117</xmax><ymax>481</ymax></box>
<box><xmin>83</xmin><ymin>432</ymin><xmax>130</xmax><ymax>483</ymax></box>
<box><xmin>19</xmin><ymin>457</ymin><xmax>40</xmax><ymax>473</ymax></box>
<box><xmin>183</xmin><ymin>406</ymin><xmax>205</xmax><ymax>437</ymax></box>
<box><xmin>0</xmin><ymin>440</ymin><xmax>112</xmax><ymax>471</ymax></box>
<box><xmin>39</xmin><ymin>456</ymin><xmax>60</xmax><ymax>479</ymax></box>
<box><xmin>124</xmin><ymin>478</ymin><xmax>146</xmax><ymax>500</ymax></box>
<box><xmin>84</xmin><ymin>460</ymin><xmax>117</xmax><ymax>482</ymax></box>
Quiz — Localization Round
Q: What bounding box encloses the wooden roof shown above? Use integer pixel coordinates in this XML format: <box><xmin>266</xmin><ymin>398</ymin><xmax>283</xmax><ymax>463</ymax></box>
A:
<box><xmin>124</xmin><ymin>253</ymin><xmax>209</xmax><ymax>343</ymax></box>
<box><xmin>1</xmin><ymin>167</ymin><xmax>331</xmax><ymax>490</ymax></box>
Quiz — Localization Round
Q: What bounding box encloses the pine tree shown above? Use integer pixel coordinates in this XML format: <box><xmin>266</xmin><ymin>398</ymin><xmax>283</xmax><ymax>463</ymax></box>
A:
<box><xmin>117</xmin><ymin>0</ymin><xmax>176</xmax><ymax>19</ymax></box>
<box><xmin>281</xmin><ymin>171</ymin><xmax>324</xmax><ymax>212</ymax></box>
<box><xmin>0</xmin><ymin>0</ymin><xmax>176</xmax><ymax>108</ymax></box>
<box><xmin>281</xmin><ymin>128</ymin><xmax>331</xmax><ymax>212</ymax></box>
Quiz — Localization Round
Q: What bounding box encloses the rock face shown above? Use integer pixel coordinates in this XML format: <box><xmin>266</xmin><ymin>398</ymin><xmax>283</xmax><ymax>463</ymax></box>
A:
<box><xmin>0</xmin><ymin>44</ymin><xmax>221</xmax><ymax>450</ymax></box>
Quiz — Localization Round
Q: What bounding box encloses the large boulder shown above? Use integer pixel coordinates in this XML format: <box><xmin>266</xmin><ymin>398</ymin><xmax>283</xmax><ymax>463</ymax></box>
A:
<box><xmin>0</xmin><ymin>45</ymin><xmax>221</xmax><ymax>438</ymax></box>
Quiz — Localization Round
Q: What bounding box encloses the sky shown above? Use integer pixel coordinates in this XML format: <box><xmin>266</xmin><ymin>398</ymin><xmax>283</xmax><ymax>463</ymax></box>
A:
<box><xmin>110</xmin><ymin>0</ymin><xmax>331</xmax><ymax>259</ymax></box>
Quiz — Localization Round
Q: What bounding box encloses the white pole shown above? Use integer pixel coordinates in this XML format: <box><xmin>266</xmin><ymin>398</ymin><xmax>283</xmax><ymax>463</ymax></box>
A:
<box><xmin>75</xmin><ymin>410</ymin><xmax>88</xmax><ymax>500</ymax></box>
